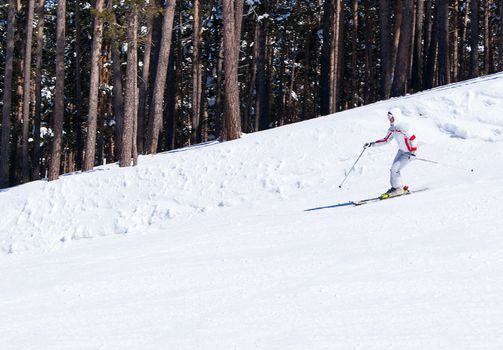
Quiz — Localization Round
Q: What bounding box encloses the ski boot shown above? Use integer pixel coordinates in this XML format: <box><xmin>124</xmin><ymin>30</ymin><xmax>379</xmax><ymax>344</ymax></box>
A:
<box><xmin>380</xmin><ymin>186</ymin><xmax>409</xmax><ymax>199</ymax></box>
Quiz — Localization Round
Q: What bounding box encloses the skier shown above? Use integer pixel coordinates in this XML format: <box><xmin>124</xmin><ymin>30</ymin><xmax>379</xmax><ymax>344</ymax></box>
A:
<box><xmin>364</xmin><ymin>108</ymin><xmax>418</xmax><ymax>198</ymax></box>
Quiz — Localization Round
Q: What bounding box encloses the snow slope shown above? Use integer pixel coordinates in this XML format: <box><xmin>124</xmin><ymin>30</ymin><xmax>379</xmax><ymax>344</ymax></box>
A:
<box><xmin>1</xmin><ymin>74</ymin><xmax>503</xmax><ymax>349</ymax></box>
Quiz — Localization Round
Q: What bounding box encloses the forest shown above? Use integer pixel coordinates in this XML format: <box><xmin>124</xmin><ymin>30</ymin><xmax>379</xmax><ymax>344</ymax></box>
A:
<box><xmin>0</xmin><ymin>0</ymin><xmax>502</xmax><ymax>188</ymax></box>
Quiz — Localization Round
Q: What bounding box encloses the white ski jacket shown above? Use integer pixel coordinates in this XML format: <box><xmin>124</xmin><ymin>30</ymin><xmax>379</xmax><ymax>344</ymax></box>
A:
<box><xmin>373</xmin><ymin>122</ymin><xmax>418</xmax><ymax>154</ymax></box>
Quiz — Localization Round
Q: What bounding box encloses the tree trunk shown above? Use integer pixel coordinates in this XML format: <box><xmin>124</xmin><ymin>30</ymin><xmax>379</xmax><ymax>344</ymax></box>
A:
<box><xmin>391</xmin><ymin>0</ymin><xmax>414</xmax><ymax>96</ymax></box>
<box><xmin>438</xmin><ymin>0</ymin><xmax>450</xmax><ymax>85</ymax></box>
<box><xmin>112</xmin><ymin>44</ymin><xmax>124</xmax><ymax>161</ymax></box>
<box><xmin>83</xmin><ymin>0</ymin><xmax>105</xmax><ymax>171</ymax></box>
<box><xmin>145</xmin><ymin>0</ymin><xmax>162</xmax><ymax>145</ymax></box>
<box><xmin>243</xmin><ymin>22</ymin><xmax>257</xmax><ymax>132</ymax></box>
<box><xmin>20</xmin><ymin>0</ymin><xmax>35</xmax><ymax>183</ymax></box>
<box><xmin>329</xmin><ymin>0</ymin><xmax>343</xmax><ymax>113</ymax></box>
<box><xmin>0</xmin><ymin>0</ymin><xmax>17</xmax><ymax>188</ymax></box>
<box><xmin>482</xmin><ymin>1</ymin><xmax>491</xmax><ymax>74</ymax></box>
<box><xmin>364</xmin><ymin>4</ymin><xmax>375</xmax><ymax>103</ymax></box>
<box><xmin>470</xmin><ymin>0</ymin><xmax>479</xmax><ymax>78</ymax></box>
<box><xmin>351</xmin><ymin>0</ymin><xmax>358</xmax><ymax>107</ymax></box>
<box><xmin>137</xmin><ymin>2</ymin><xmax>154</xmax><ymax>155</ymax></box>
<box><xmin>221</xmin><ymin>0</ymin><xmax>242</xmax><ymax>141</ymax></box>
<box><xmin>73</xmin><ymin>0</ymin><xmax>83</xmax><ymax>170</ymax></box>
<box><xmin>425</xmin><ymin>5</ymin><xmax>439</xmax><ymax>89</ymax></box>
<box><xmin>145</xmin><ymin>0</ymin><xmax>177</xmax><ymax>154</ymax></box>
<box><xmin>120</xmin><ymin>4</ymin><xmax>138</xmax><ymax>167</ymax></box>
<box><xmin>461</xmin><ymin>0</ymin><xmax>471</xmax><ymax>80</ymax></box>
<box><xmin>302</xmin><ymin>28</ymin><xmax>312</xmax><ymax>119</ymax></box>
<box><xmin>378</xmin><ymin>0</ymin><xmax>392</xmax><ymax>99</ymax></box>
<box><xmin>132</xmin><ymin>84</ymin><xmax>139</xmax><ymax>166</ymax></box>
<box><xmin>256</xmin><ymin>17</ymin><xmax>269</xmax><ymax>130</ymax></box>
<box><xmin>214</xmin><ymin>39</ymin><xmax>224</xmax><ymax>138</ymax></box>
<box><xmin>320</xmin><ymin>0</ymin><xmax>332</xmax><ymax>115</ymax></box>
<box><xmin>32</xmin><ymin>0</ymin><xmax>45</xmax><ymax>180</ymax></box>
<box><xmin>452</xmin><ymin>0</ymin><xmax>459</xmax><ymax>82</ymax></box>
<box><xmin>165</xmin><ymin>37</ymin><xmax>177</xmax><ymax>151</ymax></box>
<box><xmin>411</xmin><ymin>0</ymin><xmax>425</xmax><ymax>90</ymax></box>
<box><xmin>191</xmin><ymin>0</ymin><xmax>202</xmax><ymax>144</ymax></box>
<box><xmin>48</xmin><ymin>0</ymin><xmax>66</xmax><ymax>181</ymax></box>
<box><xmin>108</xmin><ymin>0</ymin><xmax>123</xmax><ymax>160</ymax></box>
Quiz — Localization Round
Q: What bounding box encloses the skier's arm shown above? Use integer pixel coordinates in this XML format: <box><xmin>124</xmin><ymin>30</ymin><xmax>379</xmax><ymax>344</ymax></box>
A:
<box><xmin>372</xmin><ymin>128</ymin><xmax>394</xmax><ymax>147</ymax></box>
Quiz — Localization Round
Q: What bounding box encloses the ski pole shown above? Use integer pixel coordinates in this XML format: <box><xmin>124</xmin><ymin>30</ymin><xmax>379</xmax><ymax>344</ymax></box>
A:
<box><xmin>415</xmin><ymin>157</ymin><xmax>474</xmax><ymax>172</ymax></box>
<box><xmin>338</xmin><ymin>146</ymin><xmax>367</xmax><ymax>188</ymax></box>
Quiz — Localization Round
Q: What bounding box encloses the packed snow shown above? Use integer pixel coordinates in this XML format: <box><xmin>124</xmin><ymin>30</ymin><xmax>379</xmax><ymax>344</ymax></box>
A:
<box><xmin>1</xmin><ymin>73</ymin><xmax>503</xmax><ymax>349</ymax></box>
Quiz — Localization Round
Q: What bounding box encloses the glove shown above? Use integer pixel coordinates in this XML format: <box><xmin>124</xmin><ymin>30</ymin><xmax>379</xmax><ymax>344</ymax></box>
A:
<box><xmin>364</xmin><ymin>142</ymin><xmax>375</xmax><ymax>148</ymax></box>
<box><xmin>408</xmin><ymin>153</ymin><xmax>416</xmax><ymax>160</ymax></box>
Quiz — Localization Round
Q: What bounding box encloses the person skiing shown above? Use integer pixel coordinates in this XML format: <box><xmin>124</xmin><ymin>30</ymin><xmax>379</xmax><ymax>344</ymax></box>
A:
<box><xmin>364</xmin><ymin>108</ymin><xmax>418</xmax><ymax>198</ymax></box>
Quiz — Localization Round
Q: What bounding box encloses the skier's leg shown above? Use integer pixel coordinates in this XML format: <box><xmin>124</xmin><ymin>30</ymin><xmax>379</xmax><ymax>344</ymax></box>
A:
<box><xmin>390</xmin><ymin>151</ymin><xmax>413</xmax><ymax>189</ymax></box>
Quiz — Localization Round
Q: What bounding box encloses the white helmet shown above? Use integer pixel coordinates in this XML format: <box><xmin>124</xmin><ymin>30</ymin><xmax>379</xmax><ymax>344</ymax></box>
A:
<box><xmin>387</xmin><ymin>107</ymin><xmax>402</xmax><ymax>123</ymax></box>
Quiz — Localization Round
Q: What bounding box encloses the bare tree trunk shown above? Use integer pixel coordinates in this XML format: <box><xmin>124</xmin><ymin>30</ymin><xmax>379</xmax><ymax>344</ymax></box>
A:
<box><xmin>215</xmin><ymin>40</ymin><xmax>224</xmax><ymax>138</ymax></box>
<box><xmin>411</xmin><ymin>0</ymin><xmax>425</xmax><ymax>90</ymax></box>
<box><xmin>145</xmin><ymin>0</ymin><xmax>177</xmax><ymax>154</ymax></box>
<box><xmin>107</xmin><ymin>0</ymin><xmax>123</xmax><ymax>161</ymax></box>
<box><xmin>243</xmin><ymin>22</ymin><xmax>257</xmax><ymax>132</ymax></box>
<box><xmin>286</xmin><ymin>54</ymin><xmax>297</xmax><ymax>123</ymax></box>
<box><xmin>191</xmin><ymin>0</ymin><xmax>202</xmax><ymax>144</ymax></box>
<box><xmin>482</xmin><ymin>1</ymin><xmax>491</xmax><ymax>74</ymax></box>
<box><xmin>351</xmin><ymin>0</ymin><xmax>358</xmax><ymax>107</ymax></box>
<box><xmin>20</xmin><ymin>0</ymin><xmax>35</xmax><ymax>182</ymax></box>
<box><xmin>165</xmin><ymin>39</ymin><xmax>177</xmax><ymax>150</ymax></box>
<box><xmin>378</xmin><ymin>0</ymin><xmax>392</xmax><ymax>99</ymax></box>
<box><xmin>48</xmin><ymin>0</ymin><xmax>66</xmax><ymax>181</ymax></box>
<box><xmin>120</xmin><ymin>4</ymin><xmax>138</xmax><ymax>167</ymax></box>
<box><xmin>391</xmin><ymin>0</ymin><xmax>414</xmax><ymax>96</ymax></box>
<box><xmin>32</xmin><ymin>0</ymin><xmax>45</xmax><ymax>180</ymax></box>
<box><xmin>132</xmin><ymin>84</ymin><xmax>139</xmax><ymax>166</ymax></box>
<box><xmin>302</xmin><ymin>28</ymin><xmax>312</xmax><ymax>119</ymax></box>
<box><xmin>0</xmin><ymin>0</ymin><xmax>17</xmax><ymax>188</ymax></box>
<box><xmin>74</xmin><ymin>0</ymin><xmax>83</xmax><ymax>170</ymax></box>
<box><xmin>461</xmin><ymin>0</ymin><xmax>471</xmax><ymax>80</ymax></box>
<box><xmin>408</xmin><ymin>3</ymin><xmax>416</xmax><ymax>86</ymax></box>
<box><xmin>256</xmin><ymin>17</ymin><xmax>269</xmax><ymax>130</ymax></box>
<box><xmin>470</xmin><ymin>0</ymin><xmax>479</xmax><ymax>78</ymax></box>
<box><xmin>221</xmin><ymin>0</ymin><xmax>242</xmax><ymax>141</ymax></box>
<box><xmin>391</xmin><ymin>0</ymin><xmax>404</xmax><ymax>85</ymax></box>
<box><xmin>425</xmin><ymin>4</ymin><xmax>439</xmax><ymax>89</ymax></box>
<box><xmin>329</xmin><ymin>0</ymin><xmax>343</xmax><ymax>113</ymax></box>
<box><xmin>364</xmin><ymin>4</ymin><xmax>375</xmax><ymax>103</ymax></box>
<box><xmin>438</xmin><ymin>0</ymin><xmax>450</xmax><ymax>85</ymax></box>
<box><xmin>320</xmin><ymin>0</ymin><xmax>331</xmax><ymax>115</ymax></box>
<box><xmin>137</xmin><ymin>2</ymin><xmax>154</xmax><ymax>155</ymax></box>
<box><xmin>83</xmin><ymin>0</ymin><xmax>105</xmax><ymax>171</ymax></box>
<box><xmin>112</xmin><ymin>44</ymin><xmax>124</xmax><ymax>160</ymax></box>
<box><xmin>452</xmin><ymin>0</ymin><xmax>459</xmax><ymax>82</ymax></box>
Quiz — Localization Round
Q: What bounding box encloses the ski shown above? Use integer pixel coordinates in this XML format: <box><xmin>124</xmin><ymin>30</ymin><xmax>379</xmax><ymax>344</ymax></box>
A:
<box><xmin>351</xmin><ymin>188</ymin><xmax>428</xmax><ymax>206</ymax></box>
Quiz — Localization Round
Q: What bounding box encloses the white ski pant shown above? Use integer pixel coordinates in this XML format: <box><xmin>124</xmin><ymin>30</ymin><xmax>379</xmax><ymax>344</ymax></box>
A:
<box><xmin>390</xmin><ymin>150</ymin><xmax>414</xmax><ymax>188</ymax></box>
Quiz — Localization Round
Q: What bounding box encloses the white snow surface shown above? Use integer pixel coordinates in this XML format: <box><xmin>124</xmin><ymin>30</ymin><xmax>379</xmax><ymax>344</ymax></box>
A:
<box><xmin>2</xmin><ymin>74</ymin><xmax>503</xmax><ymax>349</ymax></box>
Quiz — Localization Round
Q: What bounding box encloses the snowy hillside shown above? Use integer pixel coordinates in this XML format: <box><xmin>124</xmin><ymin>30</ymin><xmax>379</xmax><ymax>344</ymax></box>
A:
<box><xmin>1</xmin><ymin>74</ymin><xmax>503</xmax><ymax>349</ymax></box>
